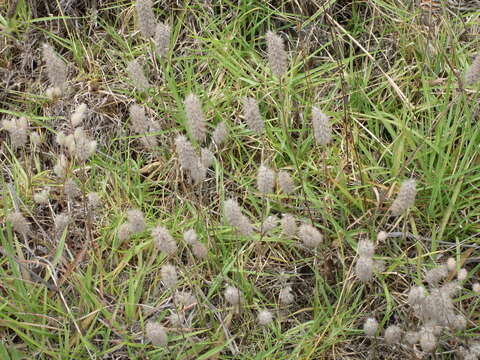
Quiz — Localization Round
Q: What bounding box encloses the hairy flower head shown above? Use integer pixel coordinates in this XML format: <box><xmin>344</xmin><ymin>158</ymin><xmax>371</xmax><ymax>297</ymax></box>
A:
<box><xmin>127</xmin><ymin>60</ymin><xmax>150</xmax><ymax>91</ymax></box>
<box><xmin>257</xmin><ymin>164</ymin><xmax>275</xmax><ymax>194</ymax></box>
<box><xmin>42</xmin><ymin>43</ymin><xmax>67</xmax><ymax>95</ymax></box>
<box><xmin>136</xmin><ymin>0</ymin><xmax>156</xmax><ymax>38</ymax></box>
<box><xmin>161</xmin><ymin>264</ymin><xmax>178</xmax><ymax>288</ymax></box>
<box><xmin>145</xmin><ymin>322</ymin><xmax>167</xmax><ymax>346</ymax></box>
<box><xmin>281</xmin><ymin>214</ymin><xmax>297</xmax><ymax>238</ymax></box>
<box><xmin>2</xmin><ymin>117</ymin><xmax>29</xmax><ymax>149</ymax></box>
<box><xmin>71</xmin><ymin>103</ymin><xmax>87</xmax><ymax>128</ymax></box>
<box><xmin>465</xmin><ymin>53</ymin><xmax>480</xmax><ymax>85</ymax></box>
<box><xmin>277</xmin><ymin>170</ymin><xmax>294</xmax><ymax>194</ymax></box>
<box><xmin>312</xmin><ymin>107</ymin><xmax>332</xmax><ymax>146</ymax></box>
<box><xmin>265</xmin><ymin>31</ymin><xmax>287</xmax><ymax>78</ymax></box>
<box><xmin>355</xmin><ymin>256</ymin><xmax>374</xmax><ymax>282</ymax></box>
<box><xmin>390</xmin><ymin>179</ymin><xmax>417</xmax><ymax>216</ymax></box>
<box><xmin>184</xmin><ymin>94</ymin><xmax>207</xmax><ymax>143</ymax></box>
<box><xmin>298</xmin><ymin>223</ymin><xmax>323</xmax><ymax>248</ymax></box>
<box><xmin>154</xmin><ymin>22</ymin><xmax>171</xmax><ymax>57</ymax></box>
<box><xmin>243</xmin><ymin>97</ymin><xmax>264</xmax><ymax>134</ymax></box>
<box><xmin>7</xmin><ymin>212</ymin><xmax>30</xmax><ymax>236</ymax></box>
<box><xmin>384</xmin><ymin>325</ymin><xmax>402</xmax><ymax>345</ymax></box>
<box><xmin>152</xmin><ymin>225</ymin><xmax>177</xmax><ymax>255</ymax></box>
<box><xmin>224</xmin><ymin>286</ymin><xmax>242</xmax><ymax>306</ymax></box>
<box><xmin>363</xmin><ymin>317</ymin><xmax>378</xmax><ymax>336</ymax></box>
<box><xmin>224</xmin><ymin>199</ymin><xmax>254</xmax><ymax>237</ymax></box>
<box><xmin>212</xmin><ymin>122</ymin><xmax>228</xmax><ymax>146</ymax></box>
<box><xmin>258</xmin><ymin>310</ymin><xmax>274</xmax><ymax>326</ymax></box>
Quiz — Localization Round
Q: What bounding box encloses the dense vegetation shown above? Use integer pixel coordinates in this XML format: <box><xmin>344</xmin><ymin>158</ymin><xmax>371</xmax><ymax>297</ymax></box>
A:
<box><xmin>1</xmin><ymin>1</ymin><xmax>480</xmax><ymax>358</ymax></box>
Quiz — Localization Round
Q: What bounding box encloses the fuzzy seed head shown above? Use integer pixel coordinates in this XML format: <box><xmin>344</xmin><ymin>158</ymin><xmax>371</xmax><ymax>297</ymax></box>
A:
<box><xmin>135</xmin><ymin>0</ymin><xmax>156</xmax><ymax>38</ymax></box>
<box><xmin>377</xmin><ymin>231</ymin><xmax>388</xmax><ymax>242</ymax></box>
<box><xmin>384</xmin><ymin>325</ymin><xmax>402</xmax><ymax>345</ymax></box>
<box><xmin>64</xmin><ymin>133</ymin><xmax>76</xmax><ymax>151</ymax></box>
<box><xmin>64</xmin><ymin>133</ymin><xmax>76</xmax><ymax>156</ymax></box>
<box><xmin>127</xmin><ymin>60</ymin><xmax>150</xmax><ymax>91</ymax></box>
<box><xmin>174</xmin><ymin>135</ymin><xmax>197</xmax><ymax>171</ymax></box>
<box><xmin>277</xmin><ymin>170</ymin><xmax>294</xmax><ymax>194</ymax></box>
<box><xmin>65</xmin><ymin>133</ymin><xmax>75</xmax><ymax>148</ymax></box>
<box><xmin>212</xmin><ymin>122</ymin><xmax>228</xmax><ymax>146</ymax></box>
<box><xmin>298</xmin><ymin>223</ymin><xmax>323</xmax><ymax>248</ymax></box>
<box><xmin>265</xmin><ymin>31</ymin><xmax>287</xmax><ymax>78</ymax></box>
<box><xmin>64</xmin><ymin>178</ymin><xmax>80</xmax><ymax>199</ymax></box>
<box><xmin>404</xmin><ymin>331</ymin><xmax>420</xmax><ymax>345</ymax></box>
<box><xmin>191</xmin><ymin>163</ymin><xmax>207</xmax><ymax>185</ymax></box>
<box><xmin>281</xmin><ymin>213</ymin><xmax>297</xmax><ymax>238</ymax></box>
<box><xmin>154</xmin><ymin>22</ymin><xmax>171</xmax><ymax>57</ymax></box>
<box><xmin>425</xmin><ymin>265</ymin><xmax>448</xmax><ymax>286</ymax></box>
<box><xmin>139</xmin><ymin>134</ymin><xmax>159</xmax><ymax>151</ymax></box>
<box><xmin>118</xmin><ymin>223</ymin><xmax>133</xmax><ymax>242</ymax></box>
<box><xmin>167</xmin><ymin>311</ymin><xmax>185</xmax><ymax>327</ymax></box>
<box><xmin>243</xmin><ymin>97</ymin><xmax>264</xmax><ymax>134</ymax></box>
<box><xmin>200</xmin><ymin>148</ymin><xmax>215</xmax><ymax>168</ymax></box>
<box><xmin>447</xmin><ymin>257</ymin><xmax>456</xmax><ymax>272</ymax></box>
<box><xmin>7</xmin><ymin>212</ymin><xmax>30</xmax><ymax>236</ymax></box>
<box><xmin>161</xmin><ymin>264</ymin><xmax>178</xmax><ymax>288</ymax></box>
<box><xmin>183</xmin><ymin>229</ymin><xmax>198</xmax><ymax>245</ymax></box>
<box><xmin>66</xmin><ymin>127</ymin><xmax>97</xmax><ymax>162</ymax></box>
<box><xmin>257</xmin><ymin>310</ymin><xmax>273</xmax><ymax>326</ymax></box>
<box><xmin>145</xmin><ymin>322</ymin><xmax>167</xmax><ymax>346</ymax></box>
<box><xmin>408</xmin><ymin>286</ymin><xmax>426</xmax><ymax>306</ymax></box>
<box><xmin>363</xmin><ymin>317</ymin><xmax>378</xmax><ymax>336</ymax></box>
<box><xmin>191</xmin><ymin>241</ymin><xmax>208</xmax><ymax>259</ymax></box>
<box><xmin>46</xmin><ymin>86</ymin><xmax>62</xmax><ymax>99</ymax></box>
<box><xmin>56</xmin><ymin>131</ymin><xmax>67</xmax><ymax>147</ymax></box>
<box><xmin>312</xmin><ymin>107</ymin><xmax>332</xmax><ymax>146</ymax></box>
<box><xmin>127</xmin><ymin>209</ymin><xmax>146</xmax><ymax>234</ymax></box>
<box><xmin>129</xmin><ymin>104</ymin><xmax>149</xmax><ymax>134</ymax></box>
<box><xmin>457</xmin><ymin>268</ymin><xmax>468</xmax><ymax>281</ymax></box>
<box><xmin>224</xmin><ymin>199</ymin><xmax>254</xmax><ymax>237</ymax></box>
<box><xmin>184</xmin><ymin>231</ymin><xmax>207</xmax><ymax>258</ymax></box>
<box><xmin>174</xmin><ymin>291</ymin><xmax>196</xmax><ymax>308</ymax></box>
<box><xmin>390</xmin><ymin>179</ymin><xmax>417</xmax><ymax>216</ymax></box>
<box><xmin>2</xmin><ymin>117</ymin><xmax>29</xmax><ymax>149</ymax></box>
<box><xmin>421</xmin><ymin>288</ymin><xmax>456</xmax><ymax>327</ymax></box>
<box><xmin>357</xmin><ymin>240</ymin><xmax>375</xmax><ymax>258</ymax></box>
<box><xmin>54</xmin><ymin>213</ymin><xmax>70</xmax><ymax>236</ymax></box>
<box><xmin>129</xmin><ymin>104</ymin><xmax>160</xmax><ymax>150</ymax></box>
<box><xmin>257</xmin><ymin>164</ymin><xmax>275</xmax><ymax>194</ymax></box>
<box><xmin>152</xmin><ymin>226</ymin><xmax>177</xmax><ymax>255</ymax></box>
<box><xmin>174</xmin><ymin>135</ymin><xmax>206</xmax><ymax>185</ymax></box>
<box><xmin>452</xmin><ymin>314</ymin><xmax>467</xmax><ymax>330</ymax></box>
<box><xmin>34</xmin><ymin>188</ymin><xmax>50</xmax><ymax>205</ymax></box>
<box><xmin>71</xmin><ymin>103</ymin><xmax>87</xmax><ymax>127</ymax></box>
<box><xmin>440</xmin><ymin>281</ymin><xmax>461</xmax><ymax>298</ymax></box>
<box><xmin>54</xmin><ymin>154</ymin><xmax>68</xmax><ymax>178</ymax></box>
<box><xmin>419</xmin><ymin>328</ymin><xmax>437</xmax><ymax>352</ymax></box>
<box><xmin>355</xmin><ymin>256</ymin><xmax>374</xmax><ymax>282</ymax></box>
<box><xmin>224</xmin><ymin>286</ymin><xmax>242</xmax><ymax>306</ymax></box>
<box><xmin>261</xmin><ymin>215</ymin><xmax>278</xmax><ymax>234</ymax></box>
<box><xmin>184</xmin><ymin>94</ymin><xmax>207</xmax><ymax>143</ymax></box>
<box><xmin>279</xmin><ymin>286</ymin><xmax>294</xmax><ymax>305</ymax></box>
<box><xmin>30</xmin><ymin>132</ymin><xmax>42</xmax><ymax>146</ymax></box>
<box><xmin>465</xmin><ymin>53</ymin><xmax>480</xmax><ymax>85</ymax></box>
<box><xmin>42</xmin><ymin>43</ymin><xmax>67</xmax><ymax>93</ymax></box>
<box><xmin>473</xmin><ymin>282</ymin><xmax>480</xmax><ymax>293</ymax></box>
<box><xmin>87</xmin><ymin>192</ymin><xmax>101</xmax><ymax>209</ymax></box>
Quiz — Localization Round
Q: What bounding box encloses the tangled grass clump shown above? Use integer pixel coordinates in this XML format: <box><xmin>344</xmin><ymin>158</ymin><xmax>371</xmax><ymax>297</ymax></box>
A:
<box><xmin>1</xmin><ymin>0</ymin><xmax>480</xmax><ymax>358</ymax></box>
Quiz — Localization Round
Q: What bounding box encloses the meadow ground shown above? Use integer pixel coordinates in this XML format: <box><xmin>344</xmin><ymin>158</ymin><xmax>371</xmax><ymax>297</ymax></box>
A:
<box><xmin>1</xmin><ymin>0</ymin><xmax>480</xmax><ymax>359</ymax></box>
